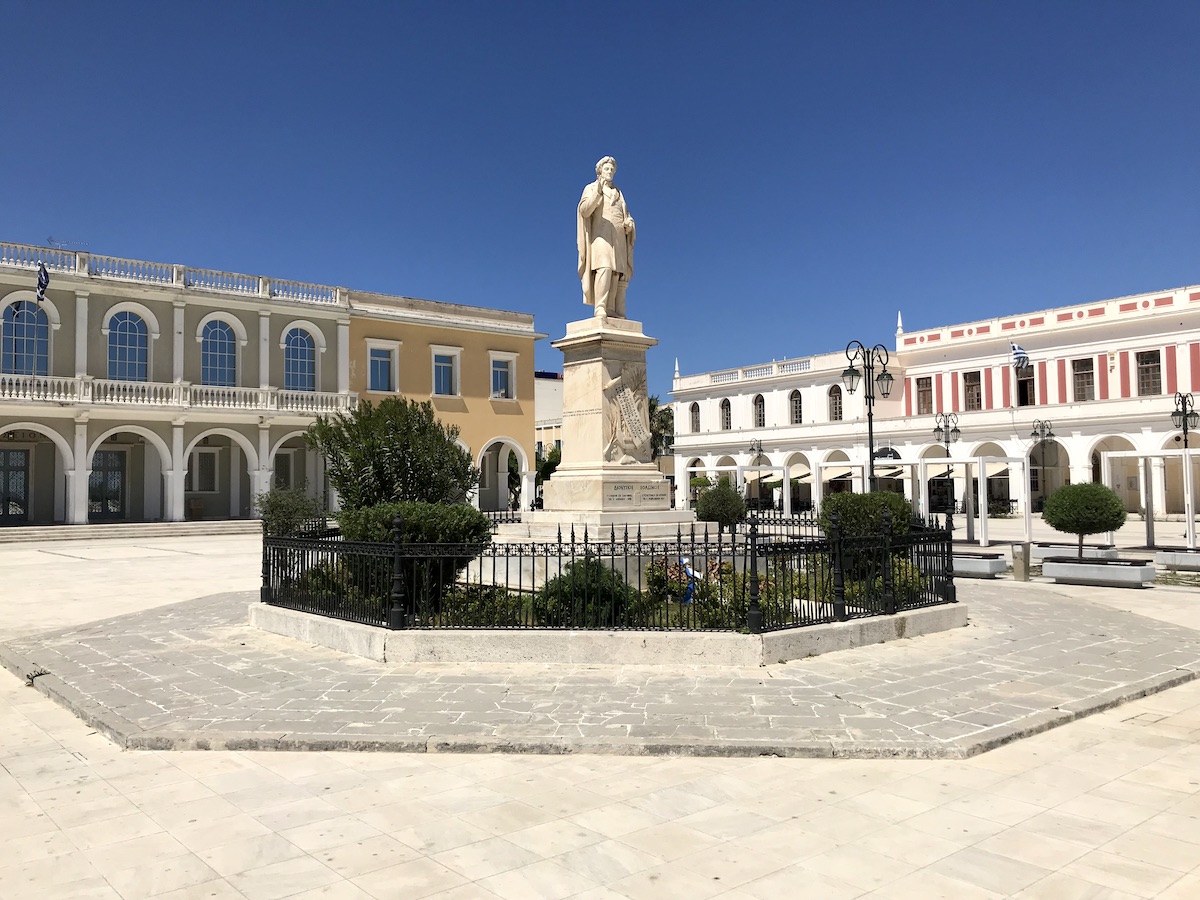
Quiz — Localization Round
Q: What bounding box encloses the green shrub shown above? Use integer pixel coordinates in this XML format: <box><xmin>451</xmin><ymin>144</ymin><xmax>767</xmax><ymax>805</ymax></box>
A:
<box><xmin>689</xmin><ymin>560</ymin><xmax>791</xmax><ymax>631</ymax></box>
<box><xmin>286</xmin><ymin>559</ymin><xmax>383</xmax><ymax>618</ymax></box>
<box><xmin>337</xmin><ymin>501</ymin><xmax>492</xmax><ymax>545</ymax></box>
<box><xmin>431</xmin><ymin>585</ymin><xmax>527</xmax><ymax>627</ymax></box>
<box><xmin>256</xmin><ymin>486</ymin><xmax>323</xmax><ymax>536</ymax></box>
<box><xmin>695</xmin><ymin>477</ymin><xmax>746</xmax><ymax>531</ymax></box>
<box><xmin>987</xmin><ymin>498</ymin><xmax>1014</xmax><ymax>518</ymax></box>
<box><xmin>534</xmin><ymin>554</ymin><xmax>642</xmax><ymax>627</ymax></box>
<box><xmin>818</xmin><ymin>491</ymin><xmax>913</xmax><ymax>537</ymax></box>
<box><xmin>305</xmin><ymin>396</ymin><xmax>479</xmax><ymax>509</ymax></box>
<box><xmin>336</xmin><ymin>501</ymin><xmax>492</xmax><ymax>622</ymax></box>
<box><xmin>1042</xmin><ymin>482</ymin><xmax>1127</xmax><ymax>557</ymax></box>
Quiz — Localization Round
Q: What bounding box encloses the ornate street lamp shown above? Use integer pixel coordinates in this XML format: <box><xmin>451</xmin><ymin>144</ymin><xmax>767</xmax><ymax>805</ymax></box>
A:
<box><xmin>1030</xmin><ymin>420</ymin><xmax>1054</xmax><ymax>443</ymax></box>
<box><xmin>841</xmin><ymin>341</ymin><xmax>894</xmax><ymax>491</ymax></box>
<box><xmin>932</xmin><ymin>412</ymin><xmax>961</xmax><ymax>452</ymax></box>
<box><xmin>1171</xmin><ymin>393</ymin><xmax>1199</xmax><ymax>450</ymax></box>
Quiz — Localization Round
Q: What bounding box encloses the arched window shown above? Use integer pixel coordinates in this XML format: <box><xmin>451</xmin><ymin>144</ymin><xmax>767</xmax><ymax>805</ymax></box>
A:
<box><xmin>753</xmin><ymin>394</ymin><xmax>765</xmax><ymax>429</ymax></box>
<box><xmin>720</xmin><ymin>399</ymin><xmax>732</xmax><ymax>431</ymax></box>
<box><xmin>689</xmin><ymin>402</ymin><xmax>700</xmax><ymax>433</ymax></box>
<box><xmin>283</xmin><ymin>328</ymin><xmax>316</xmax><ymax>392</ymax></box>
<box><xmin>790</xmin><ymin>390</ymin><xmax>803</xmax><ymax>425</ymax></box>
<box><xmin>107</xmin><ymin>311</ymin><xmax>148</xmax><ymax>382</ymax></box>
<box><xmin>828</xmin><ymin>385</ymin><xmax>843</xmax><ymax>421</ymax></box>
<box><xmin>1</xmin><ymin>301</ymin><xmax>49</xmax><ymax>375</ymax></box>
<box><xmin>200</xmin><ymin>320</ymin><xmax>237</xmax><ymax>387</ymax></box>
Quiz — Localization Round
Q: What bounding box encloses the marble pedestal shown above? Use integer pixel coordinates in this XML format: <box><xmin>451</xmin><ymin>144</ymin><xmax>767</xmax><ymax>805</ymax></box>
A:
<box><xmin>502</xmin><ymin>316</ymin><xmax>694</xmax><ymax>542</ymax></box>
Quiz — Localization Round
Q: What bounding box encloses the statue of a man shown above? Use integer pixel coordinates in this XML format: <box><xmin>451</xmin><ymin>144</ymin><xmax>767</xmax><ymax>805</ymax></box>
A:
<box><xmin>577</xmin><ymin>156</ymin><xmax>635</xmax><ymax>319</ymax></box>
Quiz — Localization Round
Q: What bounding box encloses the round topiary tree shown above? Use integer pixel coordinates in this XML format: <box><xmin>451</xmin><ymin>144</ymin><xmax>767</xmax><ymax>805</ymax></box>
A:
<box><xmin>695</xmin><ymin>476</ymin><xmax>746</xmax><ymax>532</ymax></box>
<box><xmin>1042</xmin><ymin>482</ymin><xmax>1127</xmax><ymax>558</ymax></box>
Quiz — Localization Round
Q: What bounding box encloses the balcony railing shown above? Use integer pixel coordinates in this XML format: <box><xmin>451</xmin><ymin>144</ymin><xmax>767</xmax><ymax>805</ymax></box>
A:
<box><xmin>0</xmin><ymin>241</ymin><xmax>345</xmax><ymax>307</ymax></box>
<box><xmin>0</xmin><ymin>374</ymin><xmax>355</xmax><ymax>414</ymax></box>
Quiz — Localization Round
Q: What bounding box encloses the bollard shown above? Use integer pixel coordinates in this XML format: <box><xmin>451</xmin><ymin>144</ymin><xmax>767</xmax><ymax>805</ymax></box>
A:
<box><xmin>1012</xmin><ymin>542</ymin><xmax>1031</xmax><ymax>582</ymax></box>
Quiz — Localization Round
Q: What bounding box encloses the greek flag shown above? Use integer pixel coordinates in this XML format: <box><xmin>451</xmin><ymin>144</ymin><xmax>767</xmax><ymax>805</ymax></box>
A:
<box><xmin>35</xmin><ymin>261</ymin><xmax>49</xmax><ymax>307</ymax></box>
<box><xmin>1011</xmin><ymin>342</ymin><xmax>1029</xmax><ymax>369</ymax></box>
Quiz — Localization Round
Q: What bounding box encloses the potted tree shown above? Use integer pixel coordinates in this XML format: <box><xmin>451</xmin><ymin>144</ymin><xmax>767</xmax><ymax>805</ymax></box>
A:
<box><xmin>1040</xmin><ymin>483</ymin><xmax>1154</xmax><ymax>587</ymax></box>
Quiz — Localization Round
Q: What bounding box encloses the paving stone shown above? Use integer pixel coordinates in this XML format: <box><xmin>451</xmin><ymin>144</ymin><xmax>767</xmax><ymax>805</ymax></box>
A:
<box><xmin>5</xmin><ymin>580</ymin><xmax>1200</xmax><ymax>758</ymax></box>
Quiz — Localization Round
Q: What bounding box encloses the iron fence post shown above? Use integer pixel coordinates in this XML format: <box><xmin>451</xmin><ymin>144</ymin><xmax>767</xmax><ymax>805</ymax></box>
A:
<box><xmin>881</xmin><ymin>506</ymin><xmax>895</xmax><ymax>614</ymax></box>
<box><xmin>831</xmin><ymin>511</ymin><xmax>847</xmax><ymax>622</ymax></box>
<box><xmin>746</xmin><ymin>515</ymin><xmax>762</xmax><ymax>634</ymax></box>
<box><xmin>260</xmin><ymin>518</ymin><xmax>271</xmax><ymax>604</ymax></box>
<box><xmin>942</xmin><ymin>509</ymin><xmax>957</xmax><ymax>604</ymax></box>
<box><xmin>388</xmin><ymin>514</ymin><xmax>409</xmax><ymax>629</ymax></box>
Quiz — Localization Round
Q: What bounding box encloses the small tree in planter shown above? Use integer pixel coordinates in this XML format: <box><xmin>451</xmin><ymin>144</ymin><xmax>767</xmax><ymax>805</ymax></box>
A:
<box><xmin>1042</xmin><ymin>482</ymin><xmax>1127</xmax><ymax>558</ymax></box>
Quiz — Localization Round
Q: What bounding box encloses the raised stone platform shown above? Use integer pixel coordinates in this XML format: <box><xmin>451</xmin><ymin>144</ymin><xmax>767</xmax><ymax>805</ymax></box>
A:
<box><xmin>249</xmin><ymin>602</ymin><xmax>969</xmax><ymax>667</ymax></box>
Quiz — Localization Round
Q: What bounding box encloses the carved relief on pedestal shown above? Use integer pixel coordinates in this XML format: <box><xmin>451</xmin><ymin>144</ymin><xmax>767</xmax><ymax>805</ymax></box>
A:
<box><xmin>602</xmin><ymin>361</ymin><xmax>651</xmax><ymax>465</ymax></box>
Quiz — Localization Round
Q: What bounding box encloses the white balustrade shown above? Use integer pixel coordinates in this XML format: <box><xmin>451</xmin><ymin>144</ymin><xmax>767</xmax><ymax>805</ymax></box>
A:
<box><xmin>183</xmin><ymin>267</ymin><xmax>260</xmax><ymax>295</ymax></box>
<box><xmin>0</xmin><ymin>375</ymin><xmax>80</xmax><ymax>402</ymax></box>
<box><xmin>190</xmin><ymin>385</ymin><xmax>269</xmax><ymax>409</ymax></box>
<box><xmin>268</xmin><ymin>279</ymin><xmax>338</xmax><ymax>304</ymax></box>
<box><xmin>710</xmin><ymin>371</ymin><xmax>740</xmax><ymax>384</ymax></box>
<box><xmin>744</xmin><ymin>365</ymin><xmax>774</xmax><ymax>379</ymax></box>
<box><xmin>276</xmin><ymin>390</ymin><xmax>354</xmax><ymax>413</ymax></box>
<box><xmin>0</xmin><ymin>243</ymin><xmax>76</xmax><ymax>273</ymax></box>
<box><xmin>87</xmin><ymin>255</ymin><xmax>173</xmax><ymax>285</ymax></box>
<box><xmin>779</xmin><ymin>360</ymin><xmax>811</xmax><ymax>374</ymax></box>
<box><xmin>0</xmin><ymin>241</ymin><xmax>350</xmax><ymax>311</ymax></box>
<box><xmin>92</xmin><ymin>379</ymin><xmax>179</xmax><ymax>405</ymax></box>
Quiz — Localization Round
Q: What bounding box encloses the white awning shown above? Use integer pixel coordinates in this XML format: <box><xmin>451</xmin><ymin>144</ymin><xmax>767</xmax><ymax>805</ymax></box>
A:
<box><xmin>819</xmin><ymin>466</ymin><xmax>855</xmax><ymax>480</ymax></box>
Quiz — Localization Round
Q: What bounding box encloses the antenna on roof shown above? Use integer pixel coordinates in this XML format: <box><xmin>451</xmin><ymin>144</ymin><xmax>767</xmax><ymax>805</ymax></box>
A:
<box><xmin>47</xmin><ymin>236</ymin><xmax>89</xmax><ymax>250</ymax></box>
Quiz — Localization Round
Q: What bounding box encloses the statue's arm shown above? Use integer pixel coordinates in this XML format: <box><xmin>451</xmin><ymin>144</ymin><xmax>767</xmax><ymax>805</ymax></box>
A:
<box><xmin>578</xmin><ymin>181</ymin><xmax>602</xmax><ymax>217</ymax></box>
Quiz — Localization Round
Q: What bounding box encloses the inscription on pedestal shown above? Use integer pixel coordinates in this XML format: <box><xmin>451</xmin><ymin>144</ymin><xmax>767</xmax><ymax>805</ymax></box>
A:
<box><xmin>603</xmin><ymin>482</ymin><xmax>671</xmax><ymax>509</ymax></box>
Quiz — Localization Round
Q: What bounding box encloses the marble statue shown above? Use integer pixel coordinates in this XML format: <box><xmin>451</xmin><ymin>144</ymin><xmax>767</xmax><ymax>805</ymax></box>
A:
<box><xmin>577</xmin><ymin>156</ymin><xmax>636</xmax><ymax>319</ymax></box>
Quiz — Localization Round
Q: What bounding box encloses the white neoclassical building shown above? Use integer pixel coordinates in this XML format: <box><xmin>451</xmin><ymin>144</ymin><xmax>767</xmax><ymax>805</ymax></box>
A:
<box><xmin>0</xmin><ymin>241</ymin><xmax>542</xmax><ymax>525</ymax></box>
<box><xmin>672</xmin><ymin>282</ymin><xmax>1200</xmax><ymax>520</ymax></box>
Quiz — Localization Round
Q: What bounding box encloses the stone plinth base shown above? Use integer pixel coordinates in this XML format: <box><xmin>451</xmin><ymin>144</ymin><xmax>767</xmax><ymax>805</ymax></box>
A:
<box><xmin>251</xmin><ymin>602</ymin><xmax>969</xmax><ymax>667</ymax></box>
<box><xmin>494</xmin><ymin>508</ymin><xmax>698</xmax><ymax>543</ymax></box>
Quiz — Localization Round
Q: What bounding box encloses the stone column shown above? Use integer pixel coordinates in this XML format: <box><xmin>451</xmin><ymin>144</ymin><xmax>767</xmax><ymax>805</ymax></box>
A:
<box><xmin>229</xmin><ymin>443</ymin><xmax>241</xmax><ymax>517</ymax></box>
<box><xmin>258</xmin><ymin>311</ymin><xmax>271</xmax><ymax>389</ymax></box>
<box><xmin>254</xmin><ymin>422</ymin><xmax>272</xmax><ymax>512</ymax></box>
<box><xmin>172</xmin><ymin>301</ymin><xmax>185</xmax><ymax>383</ymax></box>
<box><xmin>68</xmin><ymin>418</ymin><xmax>89</xmax><ymax>525</ymax></box>
<box><xmin>337</xmin><ymin>320</ymin><xmax>350</xmax><ymax>394</ymax></box>
<box><xmin>74</xmin><ymin>292</ymin><xmax>89</xmax><ymax>378</ymax></box>
<box><xmin>167</xmin><ymin>422</ymin><xmax>186</xmax><ymax>522</ymax></box>
<box><xmin>1152</xmin><ymin>457</ymin><xmax>1168</xmax><ymax>520</ymax></box>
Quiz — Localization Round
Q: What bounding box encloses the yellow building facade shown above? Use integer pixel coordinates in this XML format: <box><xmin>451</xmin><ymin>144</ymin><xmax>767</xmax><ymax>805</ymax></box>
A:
<box><xmin>0</xmin><ymin>241</ymin><xmax>542</xmax><ymax>524</ymax></box>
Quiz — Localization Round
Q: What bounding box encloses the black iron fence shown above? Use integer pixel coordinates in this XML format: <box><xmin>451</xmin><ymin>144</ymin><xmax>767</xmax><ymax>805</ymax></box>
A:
<box><xmin>483</xmin><ymin>509</ymin><xmax>522</xmax><ymax>529</ymax></box>
<box><xmin>262</xmin><ymin>511</ymin><xmax>954</xmax><ymax>633</ymax></box>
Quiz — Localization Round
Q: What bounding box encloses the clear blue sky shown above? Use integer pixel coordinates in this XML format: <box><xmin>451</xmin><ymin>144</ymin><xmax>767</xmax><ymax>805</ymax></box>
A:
<box><xmin>3</xmin><ymin>1</ymin><xmax>1198</xmax><ymax>398</ymax></box>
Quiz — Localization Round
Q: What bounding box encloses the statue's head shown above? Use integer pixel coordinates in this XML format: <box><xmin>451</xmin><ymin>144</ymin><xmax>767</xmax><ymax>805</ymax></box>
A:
<box><xmin>595</xmin><ymin>156</ymin><xmax>617</xmax><ymax>179</ymax></box>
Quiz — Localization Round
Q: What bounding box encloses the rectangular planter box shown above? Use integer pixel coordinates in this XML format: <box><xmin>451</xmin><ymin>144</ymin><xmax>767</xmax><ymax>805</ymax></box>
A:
<box><xmin>1042</xmin><ymin>557</ymin><xmax>1155</xmax><ymax>588</ymax></box>
<box><xmin>953</xmin><ymin>553</ymin><xmax>1006</xmax><ymax>579</ymax></box>
<box><xmin>1031</xmin><ymin>543</ymin><xmax>1119</xmax><ymax>562</ymax></box>
<box><xmin>1154</xmin><ymin>550</ymin><xmax>1200</xmax><ymax>572</ymax></box>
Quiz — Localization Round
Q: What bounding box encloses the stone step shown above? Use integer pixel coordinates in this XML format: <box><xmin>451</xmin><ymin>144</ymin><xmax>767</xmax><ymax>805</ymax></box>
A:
<box><xmin>0</xmin><ymin>520</ymin><xmax>263</xmax><ymax>543</ymax></box>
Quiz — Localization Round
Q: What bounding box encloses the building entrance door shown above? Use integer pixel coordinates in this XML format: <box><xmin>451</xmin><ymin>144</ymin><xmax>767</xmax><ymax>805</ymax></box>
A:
<box><xmin>0</xmin><ymin>449</ymin><xmax>30</xmax><ymax>524</ymax></box>
<box><xmin>89</xmin><ymin>449</ymin><xmax>127</xmax><ymax>520</ymax></box>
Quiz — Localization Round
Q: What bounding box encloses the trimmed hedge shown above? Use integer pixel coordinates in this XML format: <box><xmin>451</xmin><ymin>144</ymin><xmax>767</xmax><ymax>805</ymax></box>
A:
<box><xmin>336</xmin><ymin>501</ymin><xmax>492</xmax><ymax>545</ymax></box>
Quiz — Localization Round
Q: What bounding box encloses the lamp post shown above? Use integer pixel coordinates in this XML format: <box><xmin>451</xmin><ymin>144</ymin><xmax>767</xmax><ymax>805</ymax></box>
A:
<box><xmin>841</xmin><ymin>341</ymin><xmax>894</xmax><ymax>491</ymax></box>
<box><xmin>1030</xmin><ymin>420</ymin><xmax>1054</xmax><ymax>511</ymax></box>
<box><xmin>747</xmin><ymin>439</ymin><xmax>764</xmax><ymax>509</ymax></box>
<box><xmin>932</xmin><ymin>412</ymin><xmax>961</xmax><ymax>454</ymax></box>
<box><xmin>931</xmin><ymin>412</ymin><xmax>960</xmax><ymax>515</ymax></box>
<box><xmin>1171</xmin><ymin>393</ymin><xmax>1199</xmax><ymax>449</ymax></box>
